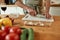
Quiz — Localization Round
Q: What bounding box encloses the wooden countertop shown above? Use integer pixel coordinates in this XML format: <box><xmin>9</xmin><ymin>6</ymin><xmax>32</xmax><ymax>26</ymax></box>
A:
<box><xmin>13</xmin><ymin>15</ymin><xmax>60</xmax><ymax>40</ymax></box>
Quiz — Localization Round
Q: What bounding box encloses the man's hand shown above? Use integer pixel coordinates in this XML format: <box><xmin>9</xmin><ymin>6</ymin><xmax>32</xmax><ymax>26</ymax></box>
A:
<box><xmin>27</xmin><ymin>7</ymin><xmax>36</xmax><ymax>16</ymax></box>
<box><xmin>45</xmin><ymin>13</ymin><xmax>51</xmax><ymax>19</ymax></box>
<box><xmin>15</xmin><ymin>0</ymin><xmax>36</xmax><ymax>16</ymax></box>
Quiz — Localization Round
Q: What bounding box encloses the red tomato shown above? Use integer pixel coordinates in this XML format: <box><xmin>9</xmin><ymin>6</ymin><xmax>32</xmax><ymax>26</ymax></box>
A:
<box><xmin>1</xmin><ymin>26</ymin><xmax>11</xmax><ymax>34</ymax></box>
<box><xmin>10</xmin><ymin>26</ymin><xmax>21</xmax><ymax>35</ymax></box>
<box><xmin>5</xmin><ymin>33</ymin><xmax>19</xmax><ymax>40</ymax></box>
<box><xmin>0</xmin><ymin>30</ymin><xmax>7</xmax><ymax>40</ymax></box>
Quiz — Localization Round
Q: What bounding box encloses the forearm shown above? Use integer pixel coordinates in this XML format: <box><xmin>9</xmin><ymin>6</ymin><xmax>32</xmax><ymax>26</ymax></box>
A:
<box><xmin>15</xmin><ymin>0</ymin><xmax>31</xmax><ymax>11</ymax></box>
<box><xmin>15</xmin><ymin>0</ymin><xmax>37</xmax><ymax>16</ymax></box>
<box><xmin>45</xmin><ymin>0</ymin><xmax>50</xmax><ymax>13</ymax></box>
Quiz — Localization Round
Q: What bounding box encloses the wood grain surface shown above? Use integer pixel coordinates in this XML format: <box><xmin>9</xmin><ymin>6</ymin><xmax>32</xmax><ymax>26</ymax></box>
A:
<box><xmin>13</xmin><ymin>15</ymin><xmax>60</xmax><ymax>40</ymax></box>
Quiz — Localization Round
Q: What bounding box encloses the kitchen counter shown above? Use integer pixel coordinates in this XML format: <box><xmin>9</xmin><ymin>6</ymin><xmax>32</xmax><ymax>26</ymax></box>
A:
<box><xmin>13</xmin><ymin>15</ymin><xmax>60</xmax><ymax>40</ymax></box>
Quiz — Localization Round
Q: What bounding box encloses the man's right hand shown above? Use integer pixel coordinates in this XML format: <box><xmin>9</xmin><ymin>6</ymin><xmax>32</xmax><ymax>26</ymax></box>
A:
<box><xmin>15</xmin><ymin>0</ymin><xmax>37</xmax><ymax>16</ymax></box>
<box><xmin>45</xmin><ymin>13</ymin><xmax>51</xmax><ymax>19</ymax></box>
<box><xmin>27</xmin><ymin>7</ymin><xmax>37</xmax><ymax>16</ymax></box>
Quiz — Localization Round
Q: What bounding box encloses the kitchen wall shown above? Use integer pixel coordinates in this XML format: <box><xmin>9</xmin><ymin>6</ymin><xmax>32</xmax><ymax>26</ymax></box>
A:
<box><xmin>51</xmin><ymin>0</ymin><xmax>60</xmax><ymax>4</ymax></box>
<box><xmin>50</xmin><ymin>0</ymin><xmax>60</xmax><ymax>16</ymax></box>
<box><xmin>50</xmin><ymin>7</ymin><xmax>60</xmax><ymax>16</ymax></box>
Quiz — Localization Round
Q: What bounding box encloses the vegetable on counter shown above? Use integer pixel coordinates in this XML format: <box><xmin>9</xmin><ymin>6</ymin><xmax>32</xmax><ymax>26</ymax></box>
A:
<box><xmin>0</xmin><ymin>18</ymin><xmax>12</xmax><ymax>27</ymax></box>
<box><xmin>0</xmin><ymin>16</ymin><xmax>34</xmax><ymax>40</ymax></box>
<box><xmin>1</xmin><ymin>26</ymin><xmax>11</xmax><ymax>34</ymax></box>
<box><xmin>0</xmin><ymin>30</ymin><xmax>7</xmax><ymax>40</ymax></box>
<box><xmin>28</xmin><ymin>28</ymin><xmax>34</xmax><ymax>40</ymax></box>
<box><xmin>0</xmin><ymin>24</ymin><xmax>34</xmax><ymax>40</ymax></box>
<box><xmin>0</xmin><ymin>19</ymin><xmax>3</xmax><ymax>27</ymax></box>
<box><xmin>10</xmin><ymin>26</ymin><xmax>22</xmax><ymax>35</ymax></box>
<box><xmin>0</xmin><ymin>26</ymin><xmax>22</xmax><ymax>40</ymax></box>
<box><xmin>21</xmin><ymin>28</ymin><xmax>34</xmax><ymax>40</ymax></box>
<box><xmin>2</xmin><ymin>18</ymin><xmax>12</xmax><ymax>26</ymax></box>
<box><xmin>21</xmin><ymin>29</ymin><xmax>28</xmax><ymax>40</ymax></box>
<box><xmin>5</xmin><ymin>33</ymin><xmax>19</xmax><ymax>40</ymax></box>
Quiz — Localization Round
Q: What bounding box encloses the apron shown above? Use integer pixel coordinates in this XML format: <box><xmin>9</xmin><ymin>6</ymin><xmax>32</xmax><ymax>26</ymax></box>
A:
<box><xmin>23</xmin><ymin>0</ymin><xmax>43</xmax><ymax>14</ymax></box>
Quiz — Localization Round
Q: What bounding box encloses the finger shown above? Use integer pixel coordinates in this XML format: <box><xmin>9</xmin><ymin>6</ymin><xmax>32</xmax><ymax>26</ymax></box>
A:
<box><xmin>46</xmin><ymin>15</ymin><xmax>51</xmax><ymax>19</ymax></box>
<box><xmin>35</xmin><ymin>11</ymin><xmax>37</xmax><ymax>16</ymax></box>
<box><xmin>29</xmin><ymin>12</ymin><xmax>36</xmax><ymax>16</ymax></box>
<box><xmin>30</xmin><ymin>13</ymin><xmax>35</xmax><ymax>16</ymax></box>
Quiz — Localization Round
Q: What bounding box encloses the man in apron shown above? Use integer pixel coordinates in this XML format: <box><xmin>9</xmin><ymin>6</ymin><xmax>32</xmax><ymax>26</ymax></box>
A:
<box><xmin>4</xmin><ymin>0</ymin><xmax>51</xmax><ymax>18</ymax></box>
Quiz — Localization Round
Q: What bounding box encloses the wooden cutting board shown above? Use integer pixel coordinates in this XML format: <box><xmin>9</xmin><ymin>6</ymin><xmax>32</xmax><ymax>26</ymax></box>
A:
<box><xmin>22</xmin><ymin>14</ymin><xmax>54</xmax><ymax>22</ymax></box>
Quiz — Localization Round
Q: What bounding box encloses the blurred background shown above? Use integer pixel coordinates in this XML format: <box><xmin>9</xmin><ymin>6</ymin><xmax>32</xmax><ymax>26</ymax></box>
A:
<box><xmin>0</xmin><ymin>0</ymin><xmax>60</xmax><ymax>16</ymax></box>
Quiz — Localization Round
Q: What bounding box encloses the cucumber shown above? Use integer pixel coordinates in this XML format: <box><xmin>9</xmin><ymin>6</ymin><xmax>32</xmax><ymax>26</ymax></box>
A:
<box><xmin>21</xmin><ymin>28</ymin><xmax>34</xmax><ymax>40</ymax></box>
<box><xmin>21</xmin><ymin>29</ymin><xmax>28</xmax><ymax>40</ymax></box>
<box><xmin>28</xmin><ymin>28</ymin><xmax>34</xmax><ymax>40</ymax></box>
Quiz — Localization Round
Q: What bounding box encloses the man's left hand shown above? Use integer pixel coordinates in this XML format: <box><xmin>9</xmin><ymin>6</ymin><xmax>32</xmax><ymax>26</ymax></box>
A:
<box><xmin>45</xmin><ymin>13</ymin><xmax>51</xmax><ymax>19</ymax></box>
